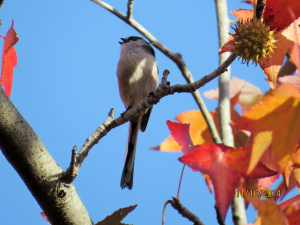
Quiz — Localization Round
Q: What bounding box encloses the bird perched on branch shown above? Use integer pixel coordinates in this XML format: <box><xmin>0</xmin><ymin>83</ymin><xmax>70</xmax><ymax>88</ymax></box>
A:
<box><xmin>117</xmin><ymin>36</ymin><xmax>158</xmax><ymax>189</ymax></box>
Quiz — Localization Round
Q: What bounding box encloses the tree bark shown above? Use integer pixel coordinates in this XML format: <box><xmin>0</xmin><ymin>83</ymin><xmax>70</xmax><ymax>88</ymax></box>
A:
<box><xmin>0</xmin><ymin>87</ymin><xmax>93</xmax><ymax>225</ymax></box>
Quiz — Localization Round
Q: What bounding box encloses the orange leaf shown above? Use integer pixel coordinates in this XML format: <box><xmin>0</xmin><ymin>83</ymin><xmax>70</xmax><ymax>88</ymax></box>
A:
<box><xmin>259</xmin><ymin>18</ymin><xmax>300</xmax><ymax>88</ymax></box>
<box><xmin>274</xmin><ymin>175</ymin><xmax>299</xmax><ymax>202</ymax></box>
<box><xmin>231</xmin><ymin>9</ymin><xmax>253</xmax><ymax>21</ymax></box>
<box><xmin>151</xmin><ymin>110</ymin><xmax>214</xmax><ymax>151</ymax></box>
<box><xmin>249</xmin><ymin>198</ymin><xmax>288</xmax><ymax>225</ymax></box>
<box><xmin>232</xmin><ymin>84</ymin><xmax>300</xmax><ymax>171</ymax></box>
<box><xmin>151</xmin><ymin>135</ymin><xmax>181</xmax><ymax>152</ymax></box>
<box><xmin>281</xmin><ymin>195</ymin><xmax>300</xmax><ymax>225</ymax></box>
<box><xmin>0</xmin><ymin>20</ymin><xmax>19</xmax><ymax>98</ymax></box>
<box><xmin>179</xmin><ymin>143</ymin><xmax>277</xmax><ymax>220</ymax></box>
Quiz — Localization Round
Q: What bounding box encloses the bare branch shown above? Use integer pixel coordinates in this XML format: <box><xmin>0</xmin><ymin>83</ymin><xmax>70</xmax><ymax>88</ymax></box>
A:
<box><xmin>127</xmin><ymin>0</ymin><xmax>134</xmax><ymax>19</ymax></box>
<box><xmin>64</xmin><ymin>54</ymin><xmax>236</xmax><ymax>180</ymax></box>
<box><xmin>170</xmin><ymin>197</ymin><xmax>205</xmax><ymax>225</ymax></box>
<box><xmin>91</xmin><ymin>0</ymin><xmax>221</xmax><ymax>144</ymax></box>
<box><xmin>64</xmin><ymin>146</ymin><xmax>78</xmax><ymax>183</ymax></box>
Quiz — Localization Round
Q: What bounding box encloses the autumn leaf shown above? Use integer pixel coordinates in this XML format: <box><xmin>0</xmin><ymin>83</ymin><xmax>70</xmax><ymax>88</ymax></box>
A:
<box><xmin>152</xmin><ymin>96</ymin><xmax>241</xmax><ymax>152</ymax></box>
<box><xmin>263</xmin><ymin>0</ymin><xmax>300</xmax><ymax>32</ymax></box>
<box><xmin>165</xmin><ymin>120</ymin><xmax>195</xmax><ymax>155</ymax></box>
<box><xmin>0</xmin><ymin>20</ymin><xmax>19</xmax><ymax>98</ymax></box>
<box><xmin>96</xmin><ymin>205</ymin><xmax>137</xmax><ymax>225</ymax></box>
<box><xmin>151</xmin><ymin>110</ymin><xmax>214</xmax><ymax>152</ymax></box>
<box><xmin>220</xmin><ymin>2</ymin><xmax>300</xmax><ymax>88</ymax></box>
<box><xmin>274</xmin><ymin>174</ymin><xmax>299</xmax><ymax>202</ymax></box>
<box><xmin>280</xmin><ymin>195</ymin><xmax>300</xmax><ymax>225</ymax></box>
<box><xmin>178</xmin><ymin>143</ymin><xmax>277</xmax><ymax>220</ymax></box>
<box><xmin>204</xmin><ymin>76</ymin><xmax>262</xmax><ymax>114</ymax></box>
<box><xmin>248</xmin><ymin>198</ymin><xmax>288</xmax><ymax>225</ymax></box>
<box><xmin>231</xmin><ymin>84</ymin><xmax>300</xmax><ymax>171</ymax></box>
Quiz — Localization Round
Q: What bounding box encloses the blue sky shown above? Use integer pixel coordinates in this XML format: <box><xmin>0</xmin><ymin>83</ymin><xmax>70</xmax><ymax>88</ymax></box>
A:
<box><xmin>0</xmin><ymin>1</ymin><xmax>298</xmax><ymax>224</ymax></box>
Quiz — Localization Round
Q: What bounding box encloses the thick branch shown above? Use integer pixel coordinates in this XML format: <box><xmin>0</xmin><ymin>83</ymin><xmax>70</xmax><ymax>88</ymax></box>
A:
<box><xmin>0</xmin><ymin>87</ymin><xmax>93</xmax><ymax>225</ymax></box>
<box><xmin>64</xmin><ymin>54</ymin><xmax>236</xmax><ymax>181</ymax></box>
<box><xmin>91</xmin><ymin>0</ymin><xmax>221</xmax><ymax>144</ymax></box>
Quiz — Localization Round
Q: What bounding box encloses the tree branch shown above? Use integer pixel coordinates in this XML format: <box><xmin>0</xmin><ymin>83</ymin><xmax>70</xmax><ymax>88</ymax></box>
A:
<box><xmin>169</xmin><ymin>197</ymin><xmax>205</xmax><ymax>225</ymax></box>
<box><xmin>214</xmin><ymin>0</ymin><xmax>247</xmax><ymax>224</ymax></box>
<box><xmin>127</xmin><ymin>0</ymin><xmax>134</xmax><ymax>19</ymax></box>
<box><xmin>91</xmin><ymin>0</ymin><xmax>221</xmax><ymax>144</ymax></box>
<box><xmin>0</xmin><ymin>87</ymin><xmax>94</xmax><ymax>225</ymax></box>
<box><xmin>64</xmin><ymin>54</ymin><xmax>236</xmax><ymax>181</ymax></box>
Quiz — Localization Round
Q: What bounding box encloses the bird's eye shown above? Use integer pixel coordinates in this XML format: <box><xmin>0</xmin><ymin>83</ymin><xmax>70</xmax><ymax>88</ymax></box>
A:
<box><xmin>131</xmin><ymin>37</ymin><xmax>136</xmax><ymax>41</ymax></box>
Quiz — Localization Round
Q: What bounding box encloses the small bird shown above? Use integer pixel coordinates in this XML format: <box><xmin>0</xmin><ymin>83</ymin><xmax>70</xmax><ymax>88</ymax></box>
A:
<box><xmin>117</xmin><ymin>36</ymin><xmax>158</xmax><ymax>189</ymax></box>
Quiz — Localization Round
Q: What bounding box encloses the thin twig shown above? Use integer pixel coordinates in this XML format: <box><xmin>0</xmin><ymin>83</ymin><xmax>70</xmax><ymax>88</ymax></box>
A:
<box><xmin>64</xmin><ymin>145</ymin><xmax>78</xmax><ymax>183</ymax></box>
<box><xmin>91</xmin><ymin>0</ymin><xmax>221</xmax><ymax>144</ymax></box>
<box><xmin>162</xmin><ymin>200</ymin><xmax>172</xmax><ymax>225</ymax></box>
<box><xmin>170</xmin><ymin>197</ymin><xmax>205</xmax><ymax>225</ymax></box>
<box><xmin>127</xmin><ymin>0</ymin><xmax>134</xmax><ymax>19</ymax></box>
<box><xmin>64</xmin><ymin>54</ymin><xmax>236</xmax><ymax>182</ymax></box>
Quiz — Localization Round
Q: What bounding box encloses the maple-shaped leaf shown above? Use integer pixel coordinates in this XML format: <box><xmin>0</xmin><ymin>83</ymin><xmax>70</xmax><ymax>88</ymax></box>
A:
<box><xmin>151</xmin><ymin>110</ymin><xmax>214</xmax><ymax>152</ymax></box>
<box><xmin>178</xmin><ymin>143</ymin><xmax>277</xmax><ymax>220</ymax></box>
<box><xmin>96</xmin><ymin>205</ymin><xmax>137</xmax><ymax>225</ymax></box>
<box><xmin>204</xmin><ymin>76</ymin><xmax>262</xmax><ymax>114</ymax></box>
<box><xmin>0</xmin><ymin>20</ymin><xmax>19</xmax><ymax>98</ymax></box>
<box><xmin>220</xmin><ymin>4</ymin><xmax>300</xmax><ymax>88</ymax></box>
<box><xmin>166</xmin><ymin>120</ymin><xmax>213</xmax><ymax>189</ymax></box>
<box><xmin>166</xmin><ymin>120</ymin><xmax>195</xmax><ymax>155</ymax></box>
<box><xmin>152</xmin><ymin>96</ymin><xmax>241</xmax><ymax>152</ymax></box>
<box><xmin>232</xmin><ymin>84</ymin><xmax>300</xmax><ymax>171</ymax></box>
<box><xmin>40</xmin><ymin>212</ymin><xmax>51</xmax><ymax>225</ymax></box>
<box><xmin>248</xmin><ymin>198</ymin><xmax>288</xmax><ymax>225</ymax></box>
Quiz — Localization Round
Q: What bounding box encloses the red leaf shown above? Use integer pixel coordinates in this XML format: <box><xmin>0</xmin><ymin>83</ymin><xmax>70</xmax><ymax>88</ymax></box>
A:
<box><xmin>0</xmin><ymin>20</ymin><xmax>19</xmax><ymax>98</ymax></box>
<box><xmin>263</xmin><ymin>0</ymin><xmax>300</xmax><ymax>32</ymax></box>
<box><xmin>178</xmin><ymin>143</ymin><xmax>277</xmax><ymax>220</ymax></box>
<box><xmin>166</xmin><ymin>120</ymin><xmax>194</xmax><ymax>155</ymax></box>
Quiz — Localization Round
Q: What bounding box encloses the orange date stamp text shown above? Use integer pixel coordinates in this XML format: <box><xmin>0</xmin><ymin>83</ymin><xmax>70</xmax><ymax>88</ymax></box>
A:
<box><xmin>236</xmin><ymin>189</ymin><xmax>281</xmax><ymax>198</ymax></box>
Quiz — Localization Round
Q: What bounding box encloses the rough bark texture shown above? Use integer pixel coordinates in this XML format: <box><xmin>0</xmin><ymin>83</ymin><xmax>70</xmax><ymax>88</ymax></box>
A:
<box><xmin>0</xmin><ymin>87</ymin><xmax>93</xmax><ymax>225</ymax></box>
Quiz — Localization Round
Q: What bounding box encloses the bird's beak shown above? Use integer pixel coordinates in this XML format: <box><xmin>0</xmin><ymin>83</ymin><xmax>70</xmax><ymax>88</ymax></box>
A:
<box><xmin>119</xmin><ymin>38</ymin><xmax>126</xmax><ymax>44</ymax></box>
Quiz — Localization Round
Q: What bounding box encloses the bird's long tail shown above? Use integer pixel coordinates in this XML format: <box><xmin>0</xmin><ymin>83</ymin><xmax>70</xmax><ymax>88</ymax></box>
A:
<box><xmin>120</xmin><ymin>116</ymin><xmax>141</xmax><ymax>189</ymax></box>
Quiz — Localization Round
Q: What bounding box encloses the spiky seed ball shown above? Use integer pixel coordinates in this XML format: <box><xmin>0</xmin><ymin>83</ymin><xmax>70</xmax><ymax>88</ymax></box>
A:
<box><xmin>231</xmin><ymin>18</ymin><xmax>278</xmax><ymax>65</ymax></box>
